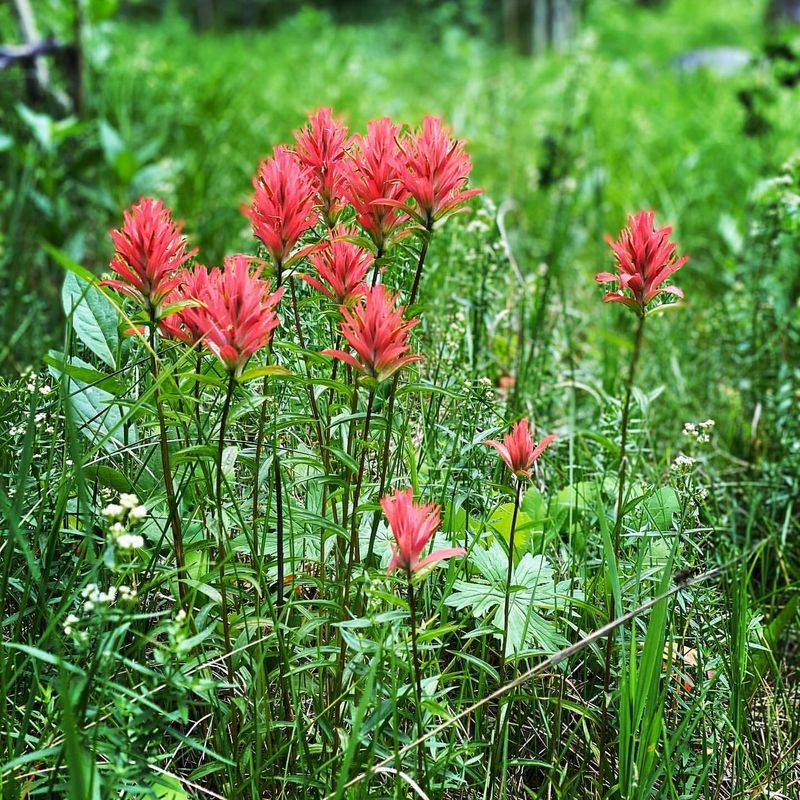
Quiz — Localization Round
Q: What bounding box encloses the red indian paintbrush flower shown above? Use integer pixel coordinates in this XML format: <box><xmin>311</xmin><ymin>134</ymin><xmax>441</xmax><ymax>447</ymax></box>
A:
<box><xmin>321</xmin><ymin>284</ymin><xmax>422</xmax><ymax>383</ymax></box>
<box><xmin>159</xmin><ymin>264</ymin><xmax>214</xmax><ymax>345</ymax></box>
<box><xmin>245</xmin><ymin>146</ymin><xmax>319</xmax><ymax>275</ymax></box>
<box><xmin>188</xmin><ymin>254</ymin><xmax>284</xmax><ymax>373</ymax></box>
<box><xmin>293</xmin><ymin>107</ymin><xmax>350</xmax><ymax>226</ymax></box>
<box><xmin>103</xmin><ymin>197</ymin><xmax>197</xmax><ymax>315</ymax></box>
<box><xmin>485</xmin><ymin>419</ymin><xmax>555</xmax><ymax>479</ymax></box>
<box><xmin>342</xmin><ymin>117</ymin><xmax>410</xmax><ymax>251</ymax></box>
<box><xmin>596</xmin><ymin>210</ymin><xmax>688</xmax><ymax>315</ymax></box>
<box><xmin>301</xmin><ymin>225</ymin><xmax>373</xmax><ymax>306</ymax></box>
<box><xmin>381</xmin><ymin>487</ymin><xmax>465</xmax><ymax>575</ymax></box>
<box><xmin>398</xmin><ymin>116</ymin><xmax>482</xmax><ymax>228</ymax></box>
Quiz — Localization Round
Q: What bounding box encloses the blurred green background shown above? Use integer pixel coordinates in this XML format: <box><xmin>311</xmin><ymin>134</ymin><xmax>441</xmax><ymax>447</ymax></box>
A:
<box><xmin>2</xmin><ymin>0</ymin><xmax>800</xmax><ymax>376</ymax></box>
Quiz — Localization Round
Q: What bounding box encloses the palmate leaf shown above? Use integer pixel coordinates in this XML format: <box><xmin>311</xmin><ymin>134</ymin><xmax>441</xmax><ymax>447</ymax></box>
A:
<box><xmin>444</xmin><ymin>539</ymin><xmax>574</xmax><ymax>657</ymax></box>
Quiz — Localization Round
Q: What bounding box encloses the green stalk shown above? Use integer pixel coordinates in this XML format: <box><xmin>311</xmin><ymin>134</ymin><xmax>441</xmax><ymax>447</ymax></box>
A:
<box><xmin>599</xmin><ymin>311</ymin><xmax>646</xmax><ymax>789</ymax></box>
<box><xmin>369</xmin><ymin>242</ymin><xmax>385</xmax><ymax>287</ymax></box>
<box><xmin>406</xmin><ymin>569</ymin><xmax>426</xmax><ymax>788</ymax></box>
<box><xmin>252</xmin><ymin>262</ymin><xmax>283</xmax><ymax>534</ymax></box>
<box><xmin>215</xmin><ymin>372</ymin><xmax>236</xmax><ymax>683</ymax></box>
<box><xmin>499</xmin><ymin>478</ymin><xmax>523</xmax><ymax>678</ymax></box>
<box><xmin>148</xmin><ymin>311</ymin><xmax>187</xmax><ymax>608</ymax></box>
<box><xmin>366</xmin><ymin>229</ymin><xmax>432</xmax><ymax>562</ymax></box>
<box><xmin>613</xmin><ymin>314</ymin><xmax>646</xmax><ymax>554</ymax></box>
<box><xmin>408</xmin><ymin>226</ymin><xmax>432</xmax><ymax>307</ymax></box>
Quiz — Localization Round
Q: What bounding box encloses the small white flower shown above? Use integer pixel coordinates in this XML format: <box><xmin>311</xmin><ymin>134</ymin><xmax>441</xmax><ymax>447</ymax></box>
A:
<box><xmin>671</xmin><ymin>454</ymin><xmax>697</xmax><ymax>474</ymax></box>
<box><xmin>115</xmin><ymin>533</ymin><xmax>144</xmax><ymax>551</ymax></box>
<box><xmin>102</xmin><ymin>503</ymin><xmax>124</xmax><ymax>520</ymax></box>
<box><xmin>128</xmin><ymin>505</ymin><xmax>148</xmax><ymax>521</ymax></box>
<box><xmin>119</xmin><ymin>493</ymin><xmax>139</xmax><ymax>510</ymax></box>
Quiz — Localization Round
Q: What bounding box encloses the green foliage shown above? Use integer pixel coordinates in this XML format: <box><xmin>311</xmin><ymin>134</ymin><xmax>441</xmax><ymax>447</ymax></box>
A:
<box><xmin>1</xmin><ymin>1</ymin><xmax>799</xmax><ymax>798</ymax></box>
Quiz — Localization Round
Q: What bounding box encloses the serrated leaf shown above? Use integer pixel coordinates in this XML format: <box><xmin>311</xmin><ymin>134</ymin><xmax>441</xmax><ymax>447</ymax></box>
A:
<box><xmin>445</xmin><ymin>539</ymin><xmax>574</xmax><ymax>656</ymax></box>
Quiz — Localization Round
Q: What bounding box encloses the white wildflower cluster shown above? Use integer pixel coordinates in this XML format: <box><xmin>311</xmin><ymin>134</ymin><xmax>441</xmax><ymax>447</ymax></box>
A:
<box><xmin>81</xmin><ymin>582</ymin><xmax>136</xmax><ymax>611</ymax></box>
<box><xmin>102</xmin><ymin>494</ymin><xmax>147</xmax><ymax>553</ymax></box>
<box><xmin>670</xmin><ymin>454</ymin><xmax>697</xmax><ymax>475</ymax></box>
<box><xmin>466</xmin><ymin>217</ymin><xmax>490</xmax><ymax>235</ymax></box>
<box><xmin>682</xmin><ymin>419</ymin><xmax>715</xmax><ymax>444</ymax></box>
<box><xmin>25</xmin><ymin>380</ymin><xmax>52</xmax><ymax>395</ymax></box>
<box><xmin>63</xmin><ymin>582</ymin><xmax>137</xmax><ymax>643</ymax></box>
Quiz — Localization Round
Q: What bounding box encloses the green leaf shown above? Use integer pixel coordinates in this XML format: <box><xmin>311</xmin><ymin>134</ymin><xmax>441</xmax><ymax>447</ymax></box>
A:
<box><xmin>445</xmin><ymin>539</ymin><xmax>574</xmax><ymax>656</ymax></box>
<box><xmin>62</xmin><ymin>273</ymin><xmax>119</xmax><ymax>368</ymax></box>
<box><xmin>238</xmin><ymin>364</ymin><xmax>293</xmax><ymax>383</ymax></box>
<box><xmin>48</xmin><ymin>355</ymin><xmax>135</xmax><ymax>455</ymax></box>
<box><xmin>44</xmin><ymin>352</ymin><xmax>124</xmax><ymax>395</ymax></box>
<box><xmin>152</xmin><ymin>775</ymin><xmax>188</xmax><ymax>800</ymax></box>
<box><xmin>488</xmin><ymin>502</ymin><xmax>535</xmax><ymax>554</ymax></box>
<box><xmin>642</xmin><ymin>487</ymin><xmax>680</xmax><ymax>531</ymax></box>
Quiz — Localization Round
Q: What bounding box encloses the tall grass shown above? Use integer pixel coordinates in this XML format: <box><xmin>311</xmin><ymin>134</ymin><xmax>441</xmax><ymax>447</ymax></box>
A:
<box><xmin>1</xmin><ymin>2</ymin><xmax>799</xmax><ymax>798</ymax></box>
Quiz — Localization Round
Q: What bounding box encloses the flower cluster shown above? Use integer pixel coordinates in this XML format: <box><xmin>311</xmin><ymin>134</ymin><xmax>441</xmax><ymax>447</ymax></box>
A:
<box><xmin>596</xmin><ymin>210</ymin><xmax>688</xmax><ymax>316</ymax></box>
<box><xmin>294</xmin><ymin>107</ymin><xmax>350</xmax><ymax>226</ymax></box>
<box><xmin>301</xmin><ymin>226</ymin><xmax>373</xmax><ymax>306</ymax></box>
<box><xmin>381</xmin><ymin>487</ymin><xmax>465</xmax><ymax>575</ymax></box>
<box><xmin>485</xmin><ymin>419</ymin><xmax>556</xmax><ymax>480</ymax></box>
<box><xmin>322</xmin><ymin>284</ymin><xmax>422</xmax><ymax>384</ymax></box>
<box><xmin>102</xmin><ymin>197</ymin><xmax>197</xmax><ymax>316</ymax></box>
<box><xmin>683</xmin><ymin>419</ymin><xmax>715</xmax><ymax>444</ymax></box>
<box><xmin>398</xmin><ymin>116</ymin><xmax>482</xmax><ymax>228</ymax></box>
<box><xmin>245</xmin><ymin>146</ymin><xmax>318</xmax><ymax>273</ymax></box>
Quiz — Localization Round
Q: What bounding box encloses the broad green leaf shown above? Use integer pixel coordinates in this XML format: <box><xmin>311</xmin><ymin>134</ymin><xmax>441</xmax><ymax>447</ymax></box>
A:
<box><xmin>642</xmin><ymin>487</ymin><xmax>680</xmax><ymax>531</ymax></box>
<box><xmin>488</xmin><ymin>502</ymin><xmax>534</xmax><ymax>554</ymax></box>
<box><xmin>48</xmin><ymin>355</ymin><xmax>135</xmax><ymax>455</ymax></box>
<box><xmin>62</xmin><ymin>272</ymin><xmax>119</xmax><ymax>368</ymax></box>
<box><xmin>152</xmin><ymin>775</ymin><xmax>188</xmax><ymax>800</ymax></box>
<box><xmin>445</xmin><ymin>539</ymin><xmax>575</xmax><ymax>656</ymax></box>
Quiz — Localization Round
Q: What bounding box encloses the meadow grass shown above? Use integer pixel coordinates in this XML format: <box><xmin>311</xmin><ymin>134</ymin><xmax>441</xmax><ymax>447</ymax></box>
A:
<box><xmin>1</xmin><ymin>1</ymin><xmax>799</xmax><ymax>798</ymax></box>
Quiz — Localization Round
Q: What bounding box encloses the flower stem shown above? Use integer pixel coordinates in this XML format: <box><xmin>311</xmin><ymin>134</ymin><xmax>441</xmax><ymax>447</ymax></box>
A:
<box><xmin>215</xmin><ymin>372</ymin><xmax>236</xmax><ymax>684</ymax></box>
<box><xmin>406</xmin><ymin>570</ymin><xmax>426</xmax><ymax>787</ymax></box>
<box><xmin>613</xmin><ymin>313</ymin><xmax>646</xmax><ymax>553</ymax></box>
<box><xmin>499</xmin><ymin>478</ymin><xmax>523</xmax><ymax>678</ymax></box>
<box><xmin>408</xmin><ymin>224</ymin><xmax>433</xmax><ymax>307</ymax></box>
<box><xmin>366</xmin><ymin>231</ymin><xmax>432</xmax><ymax>562</ymax></box>
<box><xmin>347</xmin><ymin>389</ymin><xmax>375</xmax><ymax>572</ymax></box>
<box><xmin>148</xmin><ymin>314</ymin><xmax>187</xmax><ymax>608</ymax></box>
<box><xmin>490</xmin><ymin>478</ymin><xmax>523</xmax><ymax>787</ymax></box>
<box><xmin>369</xmin><ymin>242</ymin><xmax>385</xmax><ymax>287</ymax></box>
<box><xmin>252</xmin><ymin>265</ymin><xmax>283</xmax><ymax>539</ymax></box>
<box><xmin>274</xmin><ymin>451</ymin><xmax>285</xmax><ymax>610</ymax></box>
<box><xmin>599</xmin><ymin>311</ymin><xmax>646</xmax><ymax>789</ymax></box>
